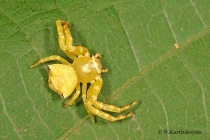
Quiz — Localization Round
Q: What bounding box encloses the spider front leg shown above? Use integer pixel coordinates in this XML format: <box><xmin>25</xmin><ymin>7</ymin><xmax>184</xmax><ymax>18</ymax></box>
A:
<box><xmin>93</xmin><ymin>53</ymin><xmax>108</xmax><ymax>73</ymax></box>
<box><xmin>30</xmin><ymin>55</ymin><xmax>70</xmax><ymax>68</ymax></box>
<box><xmin>86</xmin><ymin>77</ymin><xmax>137</xmax><ymax>122</ymax></box>
<box><xmin>56</xmin><ymin>20</ymin><xmax>90</xmax><ymax>59</ymax></box>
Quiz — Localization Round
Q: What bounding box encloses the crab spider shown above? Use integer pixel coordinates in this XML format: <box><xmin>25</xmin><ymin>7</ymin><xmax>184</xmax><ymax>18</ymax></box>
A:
<box><xmin>30</xmin><ymin>20</ymin><xmax>137</xmax><ymax>122</ymax></box>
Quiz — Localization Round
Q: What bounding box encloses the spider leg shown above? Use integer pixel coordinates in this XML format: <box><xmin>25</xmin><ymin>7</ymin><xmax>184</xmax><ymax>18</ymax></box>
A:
<box><xmin>86</xmin><ymin>77</ymin><xmax>137</xmax><ymax>121</ymax></box>
<box><xmin>93</xmin><ymin>100</ymin><xmax>137</xmax><ymax>113</ymax></box>
<box><xmin>64</xmin><ymin>84</ymin><xmax>81</xmax><ymax>107</ymax></box>
<box><xmin>101</xmin><ymin>69</ymin><xmax>108</xmax><ymax>73</ymax></box>
<box><xmin>56</xmin><ymin>20</ymin><xmax>77</xmax><ymax>59</ymax></box>
<box><xmin>82</xmin><ymin>83</ymin><xmax>94</xmax><ymax>122</ymax></box>
<box><xmin>93</xmin><ymin>53</ymin><xmax>108</xmax><ymax>73</ymax></box>
<box><xmin>30</xmin><ymin>55</ymin><xmax>70</xmax><ymax>68</ymax></box>
<box><xmin>87</xmin><ymin>105</ymin><xmax>134</xmax><ymax>122</ymax></box>
<box><xmin>63</xmin><ymin>24</ymin><xmax>90</xmax><ymax>57</ymax></box>
<box><xmin>56</xmin><ymin>20</ymin><xmax>90</xmax><ymax>59</ymax></box>
<box><xmin>88</xmin><ymin>77</ymin><xmax>137</xmax><ymax>113</ymax></box>
<box><xmin>94</xmin><ymin>53</ymin><xmax>102</xmax><ymax>59</ymax></box>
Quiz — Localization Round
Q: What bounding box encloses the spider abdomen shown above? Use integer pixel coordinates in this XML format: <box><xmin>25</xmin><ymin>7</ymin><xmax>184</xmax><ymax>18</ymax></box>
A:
<box><xmin>48</xmin><ymin>64</ymin><xmax>78</xmax><ymax>99</ymax></box>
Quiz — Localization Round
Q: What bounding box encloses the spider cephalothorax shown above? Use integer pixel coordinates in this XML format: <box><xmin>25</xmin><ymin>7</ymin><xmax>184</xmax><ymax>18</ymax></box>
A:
<box><xmin>30</xmin><ymin>20</ymin><xmax>137</xmax><ymax>122</ymax></box>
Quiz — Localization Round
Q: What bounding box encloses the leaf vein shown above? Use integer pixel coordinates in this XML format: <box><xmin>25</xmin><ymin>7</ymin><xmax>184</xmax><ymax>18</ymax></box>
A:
<box><xmin>0</xmin><ymin>93</ymin><xmax>23</xmax><ymax>140</ymax></box>
<box><xmin>177</xmin><ymin>54</ymin><xmax>209</xmax><ymax>127</ymax></box>
<box><xmin>189</xmin><ymin>0</ymin><xmax>207</xmax><ymax>28</ymax></box>
<box><xmin>160</xmin><ymin>0</ymin><xmax>178</xmax><ymax>43</ymax></box>
<box><xmin>113</xmin><ymin>5</ymin><xmax>141</xmax><ymax>70</ymax></box>
<box><xmin>17</xmin><ymin>59</ymin><xmax>56</xmax><ymax>138</ymax></box>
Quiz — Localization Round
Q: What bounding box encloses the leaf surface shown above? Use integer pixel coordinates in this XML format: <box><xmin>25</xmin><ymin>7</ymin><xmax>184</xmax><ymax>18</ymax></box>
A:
<box><xmin>0</xmin><ymin>1</ymin><xmax>209</xmax><ymax>139</ymax></box>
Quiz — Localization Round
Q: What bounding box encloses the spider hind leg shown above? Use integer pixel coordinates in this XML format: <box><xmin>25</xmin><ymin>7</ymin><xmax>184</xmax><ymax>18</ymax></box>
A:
<box><xmin>86</xmin><ymin>77</ymin><xmax>137</xmax><ymax>121</ymax></box>
<box><xmin>88</xmin><ymin>105</ymin><xmax>134</xmax><ymax>122</ymax></box>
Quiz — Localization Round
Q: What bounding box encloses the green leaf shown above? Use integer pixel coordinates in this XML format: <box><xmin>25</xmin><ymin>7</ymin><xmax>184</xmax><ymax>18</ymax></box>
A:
<box><xmin>0</xmin><ymin>0</ymin><xmax>209</xmax><ymax>139</ymax></box>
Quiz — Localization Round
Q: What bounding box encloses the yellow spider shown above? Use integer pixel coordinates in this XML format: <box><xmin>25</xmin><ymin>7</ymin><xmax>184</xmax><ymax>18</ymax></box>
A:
<box><xmin>30</xmin><ymin>20</ymin><xmax>137</xmax><ymax>122</ymax></box>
